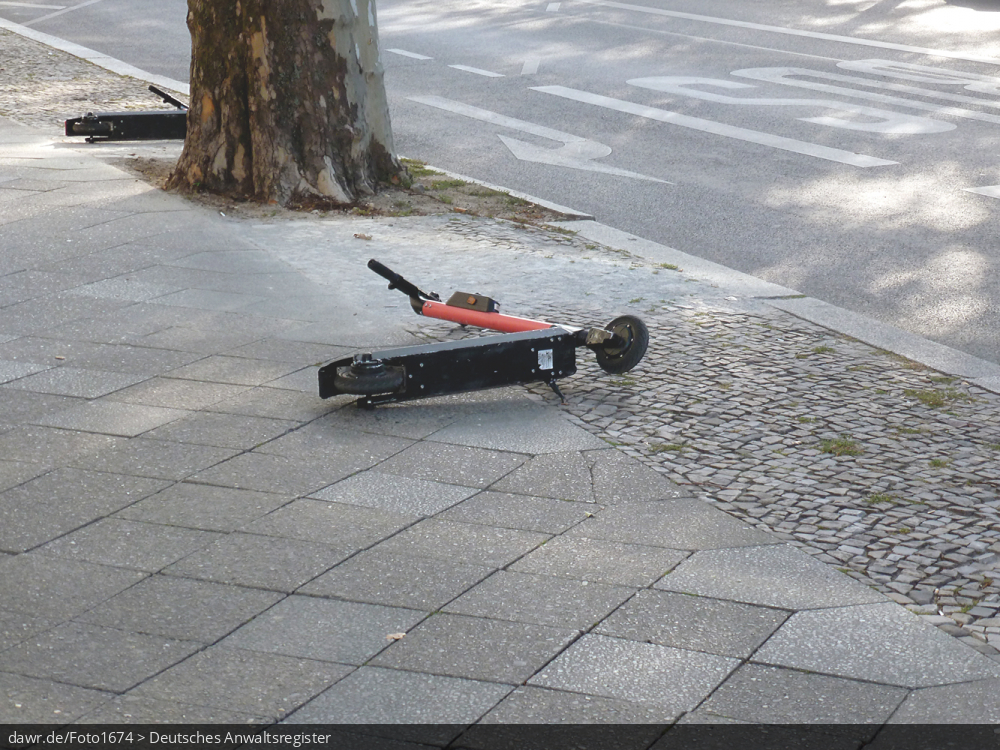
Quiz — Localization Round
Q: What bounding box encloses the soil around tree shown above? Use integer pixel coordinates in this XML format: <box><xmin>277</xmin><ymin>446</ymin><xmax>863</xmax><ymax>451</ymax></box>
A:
<box><xmin>115</xmin><ymin>153</ymin><xmax>580</xmax><ymax>226</ymax></box>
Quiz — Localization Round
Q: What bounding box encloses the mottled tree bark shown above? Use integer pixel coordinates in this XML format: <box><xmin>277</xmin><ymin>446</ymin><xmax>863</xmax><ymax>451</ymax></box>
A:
<box><xmin>168</xmin><ymin>0</ymin><xmax>402</xmax><ymax>207</ymax></box>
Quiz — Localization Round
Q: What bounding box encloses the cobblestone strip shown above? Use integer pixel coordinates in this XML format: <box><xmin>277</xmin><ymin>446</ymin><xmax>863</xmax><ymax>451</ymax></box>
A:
<box><xmin>519</xmin><ymin>302</ymin><xmax>1000</xmax><ymax>654</ymax></box>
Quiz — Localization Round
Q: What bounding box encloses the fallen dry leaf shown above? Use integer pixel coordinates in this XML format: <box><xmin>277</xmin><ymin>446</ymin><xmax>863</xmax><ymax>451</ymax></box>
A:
<box><xmin>354</xmin><ymin>233</ymin><xmax>373</xmax><ymax>240</ymax></box>
<box><xmin>386</xmin><ymin>632</ymin><xmax>406</xmax><ymax>641</ymax></box>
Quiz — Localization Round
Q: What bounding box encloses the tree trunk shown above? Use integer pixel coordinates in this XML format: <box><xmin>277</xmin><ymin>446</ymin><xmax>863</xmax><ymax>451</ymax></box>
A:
<box><xmin>168</xmin><ymin>0</ymin><xmax>402</xmax><ymax>207</ymax></box>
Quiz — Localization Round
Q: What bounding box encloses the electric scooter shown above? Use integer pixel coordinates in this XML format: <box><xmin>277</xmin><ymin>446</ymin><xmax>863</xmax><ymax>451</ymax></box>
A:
<box><xmin>318</xmin><ymin>259</ymin><xmax>648</xmax><ymax>407</ymax></box>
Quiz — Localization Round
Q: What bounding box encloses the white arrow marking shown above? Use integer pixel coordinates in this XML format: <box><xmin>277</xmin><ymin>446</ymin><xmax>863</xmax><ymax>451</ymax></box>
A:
<box><xmin>409</xmin><ymin>95</ymin><xmax>670</xmax><ymax>182</ymax></box>
<box><xmin>498</xmin><ymin>135</ymin><xmax>669</xmax><ymax>182</ymax></box>
<box><xmin>532</xmin><ymin>85</ymin><xmax>898</xmax><ymax>167</ymax></box>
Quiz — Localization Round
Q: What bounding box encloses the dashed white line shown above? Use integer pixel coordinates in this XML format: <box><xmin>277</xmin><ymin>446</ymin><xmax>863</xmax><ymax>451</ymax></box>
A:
<box><xmin>449</xmin><ymin>64</ymin><xmax>504</xmax><ymax>78</ymax></box>
<box><xmin>964</xmin><ymin>186</ymin><xmax>1000</xmax><ymax>199</ymax></box>
<box><xmin>547</xmin><ymin>2</ymin><xmax>562</xmax><ymax>11</ymax></box>
<box><xmin>386</xmin><ymin>48</ymin><xmax>433</xmax><ymax>60</ymax></box>
<box><xmin>521</xmin><ymin>58</ymin><xmax>541</xmax><ymax>75</ymax></box>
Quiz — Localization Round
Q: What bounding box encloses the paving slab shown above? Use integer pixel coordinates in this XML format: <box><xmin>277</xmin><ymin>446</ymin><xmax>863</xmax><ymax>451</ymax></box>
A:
<box><xmin>589</xmin><ymin>448</ymin><xmax>691</xmax><ymax>502</ymax></box>
<box><xmin>0</xmin><ymin>468</ymin><xmax>169</xmax><ymax>552</ymax></box>
<box><xmin>698</xmin><ymin>663</ymin><xmax>907</xmax><ymax>732</ymax></box>
<box><xmin>77</xmin><ymin>695</ymin><xmax>268</xmax><ymax>725</ymax></box>
<box><xmin>4</xmin><ymin>366</ymin><xmax>147</xmax><ymax>398</ymax></box>
<box><xmin>444</xmin><ymin>570</ymin><xmax>635</xmax><ymax>630</ymax></box>
<box><xmin>529</xmin><ymin>634</ymin><xmax>739</xmax><ymax>715</ymax></box>
<box><xmin>109</xmin><ymin>376</ymin><xmax>251</xmax><ymax>410</ymax></box>
<box><xmin>243</xmin><ymin>498</ymin><xmax>418</xmax><ymax>548</ymax></box>
<box><xmin>141</xmin><ymin>410</ymin><xmax>299</xmax><ymax>449</ymax></box>
<box><xmin>371</xmin><ymin>613</ymin><xmax>578</xmax><ymax>684</ymax></box>
<box><xmin>596</xmin><ymin>589</ymin><xmax>789</xmax><ymax>659</ymax></box>
<box><xmin>70</xmin><ymin>437</ymin><xmax>239</xmax><ymax>481</ymax></box>
<box><xmin>222</xmin><ymin>595</ymin><xmax>426</xmax><ymax>665</ymax></box>
<box><xmin>491</xmin><ymin>451</ymin><xmax>604</xmax><ymax>503</ymax></box>
<box><xmin>299</xmin><ymin>548</ymin><xmax>494</xmax><ymax>610</ymax></box>
<box><xmin>164</xmin><ymin>355</ymin><xmax>303</xmax><ymax>387</ymax></box>
<box><xmin>656</xmin><ymin>543</ymin><xmax>889</xmax><ymax>610</ymax></box>
<box><xmin>287</xmin><ymin>666</ymin><xmax>511</xmax><ymax>743</ymax></box>
<box><xmin>0</xmin><ymin>672</ymin><xmax>112</xmax><ymax>724</ymax></box>
<box><xmin>374</xmin><ymin>441</ymin><xmax>528</xmax><ymax>488</ymax></box>
<box><xmin>255</xmin><ymin>421</ymin><xmax>414</xmax><ymax>462</ymax></box>
<box><xmin>162</xmin><ymin>532</ymin><xmax>347</xmax><ymax>592</ymax></box>
<box><xmin>435</xmin><ymin>491</ymin><xmax>594</xmax><ymax>533</ymax></box>
<box><xmin>566</xmin><ymin>499</ymin><xmax>779</xmax><ymax>550</ymax></box>
<box><xmin>369</xmin><ymin>518</ymin><xmax>549</xmax><ymax>568</ymax></box>
<box><xmin>0</xmin><ymin>621</ymin><xmax>201</xmax><ymax>692</ymax></box>
<box><xmin>888</xmin><ymin>677</ymin><xmax>1000</xmax><ymax>723</ymax></box>
<box><xmin>0</xmin><ymin>610</ymin><xmax>59</xmax><ymax>652</ymax></box>
<box><xmin>473</xmin><ymin>684</ymin><xmax>675</xmax><ymax>725</ymax></box>
<box><xmin>33</xmin><ymin>400</ymin><xmax>190</xmax><ymax>437</ymax></box>
<box><xmin>127</xmin><ymin>646</ymin><xmax>351</xmax><ymax>722</ymax></box>
<box><xmin>511</xmin><ymin>535</ymin><xmax>690</xmax><ymax>587</ymax></box>
<box><xmin>115</xmin><ymin>483</ymin><xmax>294</xmax><ymax>533</ymax></box>
<box><xmin>74</xmin><ymin>575</ymin><xmax>283</xmax><ymax>643</ymax></box>
<box><xmin>36</xmin><ymin>518</ymin><xmax>223</xmax><ymax>572</ymax></box>
<box><xmin>0</xmin><ymin>426</ymin><xmax>124</xmax><ymax>469</ymax></box>
<box><xmin>187</xmin><ymin>452</ymin><xmax>354</xmax><ymax>496</ymax></box>
<box><xmin>311</xmin><ymin>471</ymin><xmax>477</xmax><ymax>516</ymax></box>
<box><xmin>754</xmin><ymin>602</ymin><xmax>1000</xmax><ymax>688</ymax></box>
<box><xmin>0</xmin><ymin>554</ymin><xmax>145</xmax><ymax>620</ymax></box>
<box><xmin>429</xmin><ymin>400</ymin><xmax>607</xmax><ymax>454</ymax></box>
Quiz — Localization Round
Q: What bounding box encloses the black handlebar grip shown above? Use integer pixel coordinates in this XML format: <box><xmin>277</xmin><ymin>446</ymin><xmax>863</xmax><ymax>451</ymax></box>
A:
<box><xmin>367</xmin><ymin>259</ymin><xmax>436</xmax><ymax>300</ymax></box>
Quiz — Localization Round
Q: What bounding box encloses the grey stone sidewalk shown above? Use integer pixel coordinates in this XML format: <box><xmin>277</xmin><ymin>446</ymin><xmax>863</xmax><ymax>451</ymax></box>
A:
<box><xmin>2</xmin><ymin>115</ymin><xmax>1000</xmax><ymax>741</ymax></box>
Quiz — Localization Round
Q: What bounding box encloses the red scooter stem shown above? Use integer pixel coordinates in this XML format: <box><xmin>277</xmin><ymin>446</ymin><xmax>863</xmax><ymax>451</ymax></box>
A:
<box><xmin>419</xmin><ymin>300</ymin><xmax>553</xmax><ymax>333</ymax></box>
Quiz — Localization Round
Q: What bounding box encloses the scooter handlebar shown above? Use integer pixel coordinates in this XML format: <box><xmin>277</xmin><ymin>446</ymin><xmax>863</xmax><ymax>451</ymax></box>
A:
<box><xmin>368</xmin><ymin>259</ymin><xmax>439</xmax><ymax>301</ymax></box>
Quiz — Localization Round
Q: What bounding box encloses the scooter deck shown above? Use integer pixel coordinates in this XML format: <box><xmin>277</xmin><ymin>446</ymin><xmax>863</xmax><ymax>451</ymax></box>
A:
<box><xmin>318</xmin><ymin>327</ymin><xmax>578</xmax><ymax>405</ymax></box>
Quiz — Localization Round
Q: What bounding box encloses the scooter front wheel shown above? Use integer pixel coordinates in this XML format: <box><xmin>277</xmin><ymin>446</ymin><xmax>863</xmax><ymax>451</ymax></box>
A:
<box><xmin>595</xmin><ymin>315</ymin><xmax>648</xmax><ymax>374</ymax></box>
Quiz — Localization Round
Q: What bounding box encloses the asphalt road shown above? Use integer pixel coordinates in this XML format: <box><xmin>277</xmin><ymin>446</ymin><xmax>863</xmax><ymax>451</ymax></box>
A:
<box><xmin>6</xmin><ymin>0</ymin><xmax>1000</xmax><ymax>364</ymax></box>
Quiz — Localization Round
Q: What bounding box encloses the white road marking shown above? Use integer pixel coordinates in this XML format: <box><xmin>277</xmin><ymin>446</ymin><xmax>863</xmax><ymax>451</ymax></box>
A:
<box><xmin>838</xmin><ymin>59</ymin><xmax>1000</xmax><ymax>97</ymax></box>
<box><xmin>387</xmin><ymin>48</ymin><xmax>432</xmax><ymax>60</ymax></box>
<box><xmin>408</xmin><ymin>94</ymin><xmax>668</xmax><ymax>182</ymax></box>
<box><xmin>532</xmin><ymin>85</ymin><xmax>898</xmax><ymax>167</ymax></box>
<box><xmin>577</xmin><ymin>0</ymin><xmax>1000</xmax><ymax>65</ymax></box>
<box><xmin>732</xmin><ymin>67</ymin><xmax>1000</xmax><ymax>127</ymax></box>
<box><xmin>628</xmin><ymin>76</ymin><xmax>954</xmax><ymax>134</ymax></box>
<box><xmin>22</xmin><ymin>0</ymin><xmax>105</xmax><ymax>26</ymax></box>
<box><xmin>449</xmin><ymin>64</ymin><xmax>505</xmax><ymax>78</ymax></box>
<box><xmin>547</xmin><ymin>2</ymin><xmax>561</xmax><ymax>10</ymax></box>
<box><xmin>521</xmin><ymin>58</ymin><xmax>541</xmax><ymax>75</ymax></box>
<box><xmin>964</xmin><ymin>186</ymin><xmax>1000</xmax><ymax>199</ymax></box>
<box><xmin>0</xmin><ymin>3</ymin><xmax>67</xmax><ymax>9</ymax></box>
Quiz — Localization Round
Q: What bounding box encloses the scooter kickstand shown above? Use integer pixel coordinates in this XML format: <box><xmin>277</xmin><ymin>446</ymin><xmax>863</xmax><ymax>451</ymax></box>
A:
<box><xmin>548</xmin><ymin>379</ymin><xmax>569</xmax><ymax>405</ymax></box>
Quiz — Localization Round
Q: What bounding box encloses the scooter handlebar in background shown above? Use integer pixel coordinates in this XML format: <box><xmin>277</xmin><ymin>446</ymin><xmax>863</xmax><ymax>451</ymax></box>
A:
<box><xmin>367</xmin><ymin>259</ymin><xmax>440</xmax><ymax>301</ymax></box>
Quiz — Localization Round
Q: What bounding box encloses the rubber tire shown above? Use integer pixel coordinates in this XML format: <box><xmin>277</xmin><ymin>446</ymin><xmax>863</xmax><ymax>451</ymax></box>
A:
<box><xmin>595</xmin><ymin>315</ymin><xmax>649</xmax><ymax>374</ymax></box>
<box><xmin>332</xmin><ymin>365</ymin><xmax>404</xmax><ymax>395</ymax></box>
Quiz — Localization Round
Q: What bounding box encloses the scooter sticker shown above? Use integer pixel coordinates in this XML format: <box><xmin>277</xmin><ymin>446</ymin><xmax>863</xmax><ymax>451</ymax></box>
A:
<box><xmin>538</xmin><ymin>349</ymin><xmax>554</xmax><ymax>370</ymax></box>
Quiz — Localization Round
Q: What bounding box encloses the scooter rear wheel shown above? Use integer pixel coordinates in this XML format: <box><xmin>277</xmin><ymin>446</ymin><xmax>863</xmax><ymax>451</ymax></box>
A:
<box><xmin>595</xmin><ymin>315</ymin><xmax>648</xmax><ymax>374</ymax></box>
<box><xmin>333</xmin><ymin>355</ymin><xmax>405</xmax><ymax>395</ymax></box>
